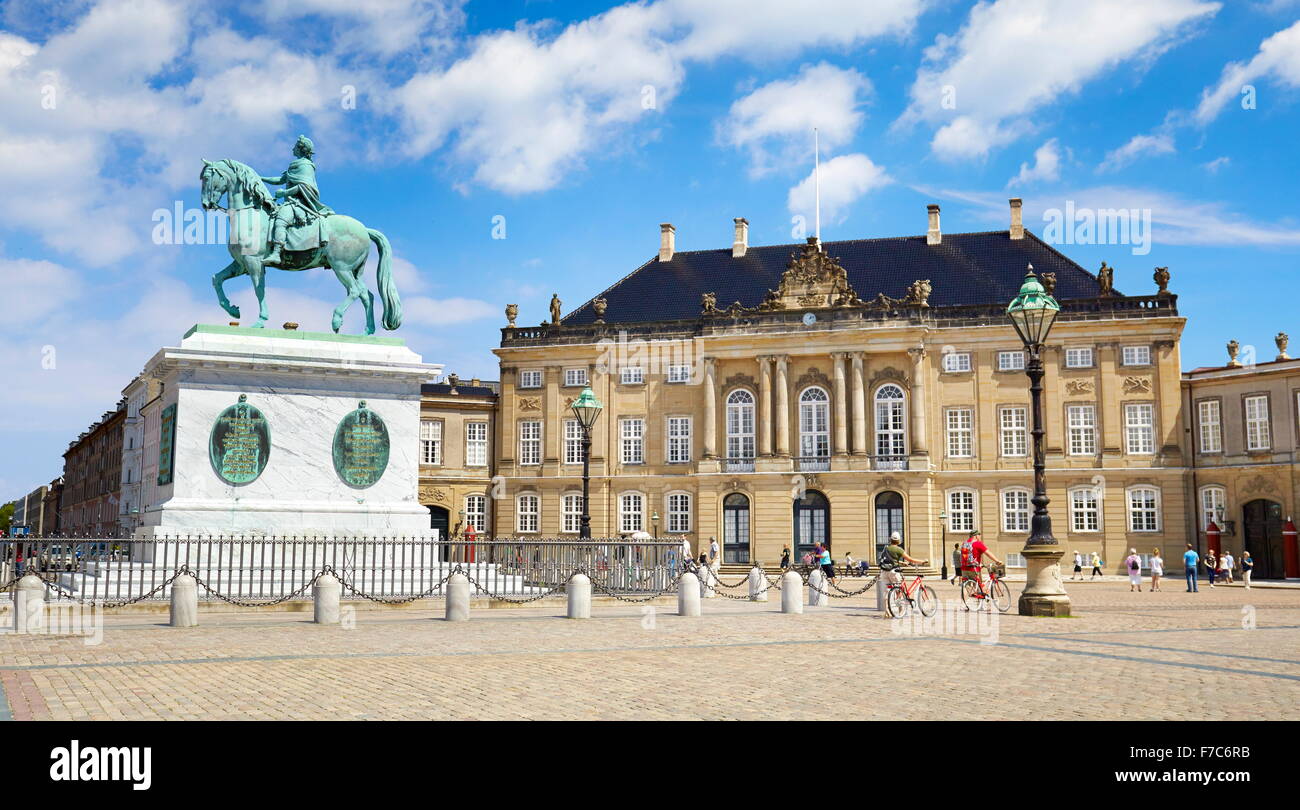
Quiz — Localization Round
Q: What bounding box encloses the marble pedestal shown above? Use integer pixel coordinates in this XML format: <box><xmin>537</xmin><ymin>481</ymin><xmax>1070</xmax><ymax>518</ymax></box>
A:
<box><xmin>134</xmin><ymin>324</ymin><xmax>443</xmax><ymax>538</ymax></box>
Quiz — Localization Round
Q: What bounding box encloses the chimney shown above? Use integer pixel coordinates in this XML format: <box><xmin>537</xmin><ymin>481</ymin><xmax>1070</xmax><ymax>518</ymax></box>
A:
<box><xmin>1009</xmin><ymin>197</ymin><xmax>1024</xmax><ymax>240</ymax></box>
<box><xmin>659</xmin><ymin>223</ymin><xmax>676</xmax><ymax>262</ymax></box>
<box><xmin>732</xmin><ymin>218</ymin><xmax>749</xmax><ymax>258</ymax></box>
<box><xmin>926</xmin><ymin>204</ymin><xmax>941</xmax><ymax>245</ymax></box>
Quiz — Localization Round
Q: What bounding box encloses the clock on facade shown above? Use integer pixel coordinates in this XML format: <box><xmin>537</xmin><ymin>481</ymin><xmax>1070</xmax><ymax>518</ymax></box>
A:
<box><xmin>802</xmin><ymin>312</ymin><xmax>817</xmax><ymax>326</ymax></box>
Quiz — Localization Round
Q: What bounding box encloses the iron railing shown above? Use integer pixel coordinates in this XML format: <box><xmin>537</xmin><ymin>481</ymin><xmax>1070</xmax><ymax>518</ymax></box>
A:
<box><xmin>0</xmin><ymin>537</ymin><xmax>683</xmax><ymax>604</ymax></box>
<box><xmin>796</xmin><ymin>455</ymin><xmax>830</xmax><ymax>472</ymax></box>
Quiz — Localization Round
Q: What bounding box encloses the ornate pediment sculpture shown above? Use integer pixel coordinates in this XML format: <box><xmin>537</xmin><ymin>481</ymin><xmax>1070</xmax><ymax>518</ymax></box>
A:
<box><xmin>773</xmin><ymin>240</ymin><xmax>859</xmax><ymax>310</ymax></box>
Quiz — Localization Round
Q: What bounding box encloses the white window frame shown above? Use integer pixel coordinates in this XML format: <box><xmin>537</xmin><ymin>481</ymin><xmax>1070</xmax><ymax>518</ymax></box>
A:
<box><xmin>621</xmin><ymin>417</ymin><xmax>645</xmax><ymax>465</ymax></box>
<box><xmin>1000</xmin><ymin>406</ymin><xmax>1028</xmax><ymax>457</ymax></box>
<box><xmin>946</xmin><ymin>489</ymin><xmax>977</xmax><ymax>533</ymax></box>
<box><xmin>420</xmin><ymin>419</ymin><xmax>442</xmax><ymax>465</ymax></box>
<box><xmin>1067</xmin><ymin>404</ymin><xmax>1097</xmax><ymax>455</ymax></box>
<box><xmin>1199</xmin><ymin>485</ymin><xmax>1226</xmax><ymax>532</ymax></box>
<box><xmin>1124</xmin><ymin>403</ymin><xmax>1155</xmax><ymax>455</ymax></box>
<box><xmin>518</xmin><ymin>420</ymin><xmax>541</xmax><ymax>466</ymax></box>
<box><xmin>1245</xmin><ymin>394</ymin><xmax>1271</xmax><ymax>451</ymax></box>
<box><xmin>666</xmin><ymin>492</ymin><xmax>691</xmax><ymax>534</ymax></box>
<box><xmin>799</xmin><ymin>387</ymin><xmax>831</xmax><ymax>459</ymax></box>
<box><xmin>997</xmin><ymin>351</ymin><xmax>1026</xmax><ymax>371</ymax></box>
<box><xmin>1121</xmin><ymin>345</ymin><xmax>1151</xmax><ymax>366</ymax></box>
<box><xmin>465</xmin><ymin>422</ymin><xmax>488</xmax><ymax>467</ymax></box>
<box><xmin>563</xmin><ymin>368</ymin><xmax>588</xmax><ymax>387</ymax></box>
<box><xmin>1127</xmin><ymin>486</ymin><xmax>1161</xmax><ymax>532</ymax></box>
<box><xmin>942</xmin><ymin>352</ymin><xmax>972</xmax><ymax>373</ymax></box>
<box><xmin>516</xmin><ymin>493</ymin><xmax>540</xmax><ymax>533</ymax></box>
<box><xmin>874</xmin><ymin>384</ymin><xmax>907</xmax><ymax>458</ymax></box>
<box><xmin>621</xmin><ymin>365</ymin><xmax>644</xmax><ymax>385</ymax></box>
<box><xmin>1001</xmin><ymin>488</ymin><xmax>1031</xmax><ymax>533</ymax></box>
<box><xmin>464</xmin><ymin>494</ymin><xmax>487</xmax><ymax>533</ymax></box>
<box><xmin>1069</xmin><ymin>487</ymin><xmax>1100</xmax><ymax>533</ymax></box>
<box><xmin>1065</xmin><ymin>347</ymin><xmax>1094</xmax><ymax>368</ymax></box>
<box><xmin>667</xmin><ymin>416</ymin><xmax>692</xmax><ymax>464</ymax></box>
<box><xmin>562</xmin><ymin>492</ymin><xmax>584</xmax><ymax>534</ymax></box>
<box><xmin>667</xmin><ymin>364</ymin><xmax>692</xmax><ymax>384</ymax></box>
<box><xmin>518</xmin><ymin>369</ymin><xmax>543</xmax><ymax>389</ymax></box>
<box><xmin>1197</xmin><ymin>400</ymin><xmax>1222</xmax><ymax>454</ymax></box>
<box><xmin>563</xmin><ymin>419</ymin><xmax>584</xmax><ymax>465</ymax></box>
<box><xmin>726</xmin><ymin>389</ymin><xmax>756</xmax><ymax>461</ymax></box>
<box><xmin>946</xmin><ymin>407</ymin><xmax>974</xmax><ymax>458</ymax></box>
<box><xmin>620</xmin><ymin>492</ymin><xmax>645</xmax><ymax>534</ymax></box>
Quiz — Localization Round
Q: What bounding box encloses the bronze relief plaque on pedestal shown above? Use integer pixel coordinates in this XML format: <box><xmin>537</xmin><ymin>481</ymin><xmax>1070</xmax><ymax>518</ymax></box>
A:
<box><xmin>209</xmin><ymin>394</ymin><xmax>270</xmax><ymax>486</ymax></box>
<box><xmin>333</xmin><ymin>401</ymin><xmax>390</xmax><ymax>489</ymax></box>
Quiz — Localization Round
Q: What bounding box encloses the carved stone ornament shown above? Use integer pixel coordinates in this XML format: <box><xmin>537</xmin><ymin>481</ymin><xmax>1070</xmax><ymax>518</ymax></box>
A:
<box><xmin>1122</xmin><ymin>376</ymin><xmax>1152</xmax><ymax>394</ymax></box>
<box><xmin>1041</xmin><ymin>272</ymin><xmax>1057</xmax><ymax>296</ymax></box>
<box><xmin>724</xmin><ymin>372</ymin><xmax>756</xmax><ymax>390</ymax></box>
<box><xmin>1276</xmin><ymin>332</ymin><xmax>1290</xmax><ymax>361</ymax></box>
<box><xmin>773</xmin><ymin>239</ymin><xmax>860</xmax><ymax>310</ymax></box>
<box><xmin>505</xmin><ymin>303</ymin><xmax>518</xmax><ymax>328</ymax></box>
<box><xmin>592</xmin><ymin>297</ymin><xmax>608</xmax><ymax>323</ymax></box>
<box><xmin>869</xmin><ymin>366</ymin><xmax>910</xmax><ymax>387</ymax></box>
<box><xmin>1226</xmin><ymin>339</ymin><xmax>1241</xmax><ymax>367</ymax></box>
<box><xmin>1242</xmin><ymin>474</ymin><xmax>1277</xmax><ymax>495</ymax></box>
<box><xmin>419</xmin><ymin>484</ymin><xmax>447</xmax><ymax>502</ymax></box>
<box><xmin>795</xmin><ymin>367</ymin><xmax>833</xmax><ymax>391</ymax></box>
<box><xmin>905</xmin><ymin>279</ymin><xmax>932</xmax><ymax>306</ymax></box>
<box><xmin>701</xmin><ymin>292</ymin><xmax>717</xmax><ymax>314</ymax></box>
<box><xmin>518</xmin><ymin>396</ymin><xmax>541</xmax><ymax>411</ymax></box>
<box><xmin>1065</xmin><ymin>378</ymin><xmax>1094</xmax><ymax>395</ymax></box>
<box><xmin>1153</xmin><ymin>266</ymin><xmax>1171</xmax><ymax>295</ymax></box>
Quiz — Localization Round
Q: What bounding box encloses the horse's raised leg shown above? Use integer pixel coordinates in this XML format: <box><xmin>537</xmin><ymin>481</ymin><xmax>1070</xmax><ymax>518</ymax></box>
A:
<box><xmin>248</xmin><ymin>263</ymin><xmax>268</xmax><ymax>328</ymax></box>
<box><xmin>355</xmin><ymin>266</ymin><xmax>376</xmax><ymax>335</ymax></box>
<box><xmin>211</xmin><ymin>260</ymin><xmax>245</xmax><ymax>319</ymax></box>
<box><xmin>331</xmin><ymin>264</ymin><xmax>362</xmax><ymax>333</ymax></box>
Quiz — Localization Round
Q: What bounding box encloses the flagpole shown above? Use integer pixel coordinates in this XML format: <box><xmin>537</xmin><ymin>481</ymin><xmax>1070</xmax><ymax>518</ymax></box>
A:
<box><xmin>814</xmin><ymin>127</ymin><xmax>821</xmax><ymax>243</ymax></box>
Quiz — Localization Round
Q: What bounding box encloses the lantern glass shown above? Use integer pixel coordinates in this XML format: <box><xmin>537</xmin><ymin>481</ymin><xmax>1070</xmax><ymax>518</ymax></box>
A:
<box><xmin>1006</xmin><ymin>267</ymin><xmax>1061</xmax><ymax>348</ymax></box>
<box><xmin>570</xmin><ymin>386</ymin><xmax>603</xmax><ymax>430</ymax></box>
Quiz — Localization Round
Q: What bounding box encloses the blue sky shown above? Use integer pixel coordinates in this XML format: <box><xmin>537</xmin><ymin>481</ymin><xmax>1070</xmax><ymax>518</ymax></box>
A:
<box><xmin>3</xmin><ymin>0</ymin><xmax>1300</xmax><ymax>497</ymax></box>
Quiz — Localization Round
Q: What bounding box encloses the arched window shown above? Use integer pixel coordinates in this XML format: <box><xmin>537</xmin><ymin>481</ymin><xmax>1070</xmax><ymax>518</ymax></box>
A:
<box><xmin>1069</xmin><ymin>486</ymin><xmax>1100</xmax><ymax>533</ymax></box>
<box><xmin>874</xmin><ymin>491</ymin><xmax>904</xmax><ymax>553</ymax></box>
<box><xmin>723</xmin><ymin>493</ymin><xmax>750</xmax><ymax>564</ymax></box>
<box><xmin>798</xmin><ymin>387</ymin><xmax>830</xmax><ymax>469</ymax></box>
<box><xmin>1127</xmin><ymin>486</ymin><xmax>1161</xmax><ymax>532</ymax></box>
<box><xmin>562</xmin><ymin>492</ymin><xmax>584</xmax><ymax>534</ymax></box>
<box><xmin>516</xmin><ymin>493</ymin><xmax>540</xmax><ymax>533</ymax></box>
<box><xmin>875</xmin><ymin>384</ymin><xmax>906</xmax><ymax>462</ymax></box>
<box><xmin>726</xmin><ymin>389</ymin><xmax>755</xmax><ymax>470</ymax></box>
<box><xmin>1199</xmin><ymin>485</ymin><xmax>1226</xmax><ymax>531</ymax></box>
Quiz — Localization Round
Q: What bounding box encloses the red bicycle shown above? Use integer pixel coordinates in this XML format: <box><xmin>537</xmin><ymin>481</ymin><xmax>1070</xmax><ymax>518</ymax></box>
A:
<box><xmin>884</xmin><ymin>570</ymin><xmax>937</xmax><ymax>618</ymax></box>
<box><xmin>960</xmin><ymin>566</ymin><xmax>1011</xmax><ymax>612</ymax></box>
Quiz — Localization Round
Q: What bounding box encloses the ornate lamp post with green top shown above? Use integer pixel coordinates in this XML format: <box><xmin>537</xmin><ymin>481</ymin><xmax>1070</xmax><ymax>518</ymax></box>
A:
<box><xmin>570</xmin><ymin>386</ymin><xmax>603</xmax><ymax>539</ymax></box>
<box><xmin>1007</xmin><ymin>265</ymin><xmax>1071</xmax><ymax>616</ymax></box>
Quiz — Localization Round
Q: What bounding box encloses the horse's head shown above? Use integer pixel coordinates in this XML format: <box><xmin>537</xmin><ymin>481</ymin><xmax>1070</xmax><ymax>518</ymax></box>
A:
<box><xmin>199</xmin><ymin>159</ymin><xmax>227</xmax><ymax>210</ymax></box>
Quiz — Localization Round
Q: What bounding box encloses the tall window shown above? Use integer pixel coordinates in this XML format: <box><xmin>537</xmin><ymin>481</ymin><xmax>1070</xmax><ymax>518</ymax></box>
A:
<box><xmin>464</xmin><ymin>494</ymin><xmax>487</xmax><ymax>533</ymax></box>
<box><xmin>946</xmin><ymin>408</ymin><xmax>973</xmax><ymax>457</ymax></box>
<box><xmin>1067</xmin><ymin>405</ymin><xmax>1097</xmax><ymax>455</ymax></box>
<box><xmin>1065</xmin><ymin>347</ymin><xmax>1094</xmax><ymax>368</ymax></box>
<box><xmin>726</xmin><ymin>390</ymin><xmax>756</xmax><ymax>461</ymax></box>
<box><xmin>620</xmin><ymin>492</ymin><xmax>644</xmax><ymax>533</ymax></box>
<box><xmin>1069</xmin><ymin>488</ymin><xmax>1099</xmax><ymax>533</ymax></box>
<box><xmin>621</xmin><ymin>418</ymin><xmax>645</xmax><ymax>464</ymax></box>
<box><xmin>1002</xmin><ymin>489</ymin><xmax>1030</xmax><ymax>533</ymax></box>
<box><xmin>875</xmin><ymin>385</ymin><xmax>906</xmax><ymax>458</ymax></box>
<box><xmin>1199</xmin><ymin>485</ymin><xmax>1226</xmax><ymax>531</ymax></box>
<box><xmin>1245</xmin><ymin>395</ymin><xmax>1270</xmax><ymax>451</ymax></box>
<box><xmin>1121</xmin><ymin>345</ymin><xmax>1151</xmax><ymax>366</ymax></box>
<box><xmin>667</xmin><ymin>493</ymin><xmax>691</xmax><ymax>533</ymax></box>
<box><xmin>667</xmin><ymin>416</ymin><xmax>692</xmax><ymax>463</ymax></box>
<box><xmin>1197</xmin><ymin>400</ymin><xmax>1221</xmax><ymax>453</ymax></box>
<box><xmin>1127</xmin><ymin>487</ymin><xmax>1160</xmax><ymax>532</ymax></box>
<box><xmin>518</xmin><ymin>420</ymin><xmax>541</xmax><ymax>466</ymax></box>
<box><xmin>799</xmin><ymin>387</ymin><xmax>830</xmax><ymax>458</ymax></box>
<box><xmin>563</xmin><ymin>419</ymin><xmax>583</xmax><ymax>465</ymax></box>
<box><xmin>420</xmin><ymin>420</ymin><xmax>442</xmax><ymax>465</ymax></box>
<box><xmin>465</xmin><ymin>422</ymin><xmax>488</xmax><ymax>467</ymax></box>
<box><xmin>562</xmin><ymin>493</ymin><xmax>583</xmax><ymax>533</ymax></box>
<box><xmin>1124</xmin><ymin>403</ymin><xmax>1154</xmax><ymax>454</ymax></box>
<box><xmin>947</xmin><ymin>489</ymin><xmax>976</xmax><ymax>533</ymax></box>
<box><xmin>516</xmin><ymin>494</ymin><xmax>540</xmax><ymax>533</ymax></box>
<box><xmin>1000</xmin><ymin>407</ymin><xmax>1027</xmax><ymax>457</ymax></box>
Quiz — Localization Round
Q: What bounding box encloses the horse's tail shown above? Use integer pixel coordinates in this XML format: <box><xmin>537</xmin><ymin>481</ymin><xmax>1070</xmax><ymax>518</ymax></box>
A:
<box><xmin>368</xmin><ymin>228</ymin><xmax>402</xmax><ymax>331</ymax></box>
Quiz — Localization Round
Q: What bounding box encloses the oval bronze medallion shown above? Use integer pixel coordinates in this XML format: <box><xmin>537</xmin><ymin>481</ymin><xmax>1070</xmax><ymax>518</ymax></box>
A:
<box><xmin>333</xmin><ymin>400</ymin><xmax>390</xmax><ymax>489</ymax></box>
<box><xmin>209</xmin><ymin>394</ymin><xmax>271</xmax><ymax>486</ymax></box>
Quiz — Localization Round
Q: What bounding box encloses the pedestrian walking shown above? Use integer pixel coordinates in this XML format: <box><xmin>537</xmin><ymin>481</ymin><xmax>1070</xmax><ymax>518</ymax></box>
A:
<box><xmin>1183</xmin><ymin>544</ymin><xmax>1199</xmax><ymax>592</ymax></box>
<box><xmin>779</xmin><ymin>546</ymin><xmax>791</xmax><ymax>571</ymax></box>
<box><xmin>708</xmin><ymin>537</ymin><xmax>719</xmax><ymax>564</ymax></box>
<box><xmin>1149</xmin><ymin>548</ymin><xmax>1163</xmax><ymax>591</ymax></box>
<box><xmin>1124</xmin><ymin>548</ymin><xmax>1143</xmax><ymax>592</ymax></box>
<box><xmin>1071</xmin><ymin>550</ymin><xmax>1084</xmax><ymax>581</ymax></box>
<box><xmin>1219</xmin><ymin>551</ymin><xmax>1234</xmax><ymax>584</ymax></box>
<box><xmin>1090</xmin><ymin>552</ymin><xmax>1103</xmax><ymax>580</ymax></box>
<box><xmin>815</xmin><ymin>542</ymin><xmax>836</xmax><ymax>585</ymax></box>
<box><xmin>1204</xmin><ymin>551</ymin><xmax>1217</xmax><ymax>587</ymax></box>
<box><xmin>1241</xmin><ymin>551</ymin><xmax>1254</xmax><ymax>589</ymax></box>
<box><xmin>950</xmin><ymin>543</ymin><xmax>962</xmax><ymax>585</ymax></box>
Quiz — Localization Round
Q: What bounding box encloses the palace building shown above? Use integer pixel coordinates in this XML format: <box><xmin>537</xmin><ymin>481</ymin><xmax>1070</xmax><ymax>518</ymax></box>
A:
<box><xmin>427</xmin><ymin>199</ymin><xmax>1192</xmax><ymax>571</ymax></box>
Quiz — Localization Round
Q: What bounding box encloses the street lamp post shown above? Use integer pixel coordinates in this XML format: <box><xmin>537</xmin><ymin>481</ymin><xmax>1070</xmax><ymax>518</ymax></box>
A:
<box><xmin>652</xmin><ymin>511</ymin><xmax>661</xmax><ymax>538</ymax></box>
<box><xmin>570</xmin><ymin>386</ymin><xmax>604</xmax><ymax>540</ymax></box>
<box><xmin>939</xmin><ymin>509</ymin><xmax>948</xmax><ymax>581</ymax></box>
<box><xmin>1007</xmin><ymin>265</ymin><xmax>1071</xmax><ymax>616</ymax></box>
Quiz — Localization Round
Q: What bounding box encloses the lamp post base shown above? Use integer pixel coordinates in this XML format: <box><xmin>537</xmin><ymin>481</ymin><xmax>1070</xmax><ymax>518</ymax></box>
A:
<box><xmin>1018</xmin><ymin>546</ymin><xmax>1071</xmax><ymax>617</ymax></box>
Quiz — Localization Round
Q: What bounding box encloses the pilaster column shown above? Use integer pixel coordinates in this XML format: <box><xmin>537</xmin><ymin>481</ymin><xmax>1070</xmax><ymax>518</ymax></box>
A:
<box><xmin>831</xmin><ymin>352</ymin><xmax>849</xmax><ymax>455</ymax></box>
<box><xmin>774</xmin><ymin>355</ymin><xmax>790</xmax><ymax>456</ymax></box>
<box><xmin>703</xmin><ymin>357</ymin><xmax>717</xmax><ymax>458</ymax></box>
<box><xmin>908</xmin><ymin>347</ymin><xmax>928</xmax><ymax>454</ymax></box>
<box><xmin>850</xmin><ymin>352</ymin><xmax>867</xmax><ymax>455</ymax></box>
<box><xmin>758</xmin><ymin>355</ymin><xmax>773</xmax><ymax>456</ymax></box>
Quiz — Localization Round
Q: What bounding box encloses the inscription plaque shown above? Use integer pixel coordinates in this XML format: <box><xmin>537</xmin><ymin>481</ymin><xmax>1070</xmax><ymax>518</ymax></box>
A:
<box><xmin>209</xmin><ymin>394</ymin><xmax>270</xmax><ymax>486</ymax></box>
<box><xmin>157</xmin><ymin>403</ymin><xmax>178</xmax><ymax>485</ymax></box>
<box><xmin>333</xmin><ymin>400</ymin><xmax>390</xmax><ymax>489</ymax></box>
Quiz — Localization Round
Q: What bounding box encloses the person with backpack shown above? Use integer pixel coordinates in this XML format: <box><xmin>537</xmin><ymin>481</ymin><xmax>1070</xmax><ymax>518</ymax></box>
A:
<box><xmin>959</xmin><ymin>530</ymin><xmax>1002</xmax><ymax>589</ymax></box>
<box><xmin>1090</xmin><ymin>552</ymin><xmax>1103</xmax><ymax>579</ymax></box>
<box><xmin>1124</xmin><ymin>548</ymin><xmax>1143</xmax><ymax>592</ymax></box>
<box><xmin>879</xmin><ymin>533</ymin><xmax>927</xmax><ymax>589</ymax></box>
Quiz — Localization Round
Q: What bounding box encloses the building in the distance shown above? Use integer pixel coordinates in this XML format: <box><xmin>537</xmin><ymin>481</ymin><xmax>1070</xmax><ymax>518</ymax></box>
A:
<box><xmin>118</xmin><ymin>373</ymin><xmax>162</xmax><ymax>535</ymax></box>
<box><xmin>60</xmin><ymin>401</ymin><xmax>127</xmax><ymax>536</ymax></box>
<box><xmin>418</xmin><ymin>376</ymin><xmax>498</xmax><ymax>538</ymax></box>
<box><xmin>487</xmin><ymin>200</ymin><xmax>1189</xmax><ymax>571</ymax></box>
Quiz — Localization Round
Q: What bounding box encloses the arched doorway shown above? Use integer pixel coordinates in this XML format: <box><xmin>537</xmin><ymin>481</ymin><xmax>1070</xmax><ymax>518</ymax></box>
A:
<box><xmin>723</xmin><ymin>493</ymin><xmax>751</xmax><ymax>564</ymax></box>
<box><xmin>794</xmin><ymin>490</ymin><xmax>830</xmax><ymax>561</ymax></box>
<box><xmin>875</xmin><ymin>491</ymin><xmax>905</xmax><ymax>556</ymax></box>
<box><xmin>1243</xmin><ymin>499</ymin><xmax>1285</xmax><ymax>579</ymax></box>
<box><xmin>428</xmin><ymin>505</ymin><xmax>450</xmax><ymax>540</ymax></box>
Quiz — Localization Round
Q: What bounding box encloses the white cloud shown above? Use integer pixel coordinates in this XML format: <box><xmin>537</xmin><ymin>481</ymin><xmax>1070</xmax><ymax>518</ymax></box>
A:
<box><xmin>898</xmin><ymin>0</ymin><xmax>1219</xmax><ymax>160</ymax></box>
<box><xmin>720</xmin><ymin>63</ymin><xmax>871</xmax><ymax>177</ymax></box>
<box><xmin>403</xmin><ymin>296</ymin><xmax>498</xmax><ymax>325</ymax></box>
<box><xmin>786</xmin><ymin>153</ymin><xmax>890</xmax><ymax>224</ymax></box>
<box><xmin>1008</xmin><ymin>138</ymin><xmax>1062</xmax><ymax>187</ymax></box>
<box><xmin>1098</xmin><ymin>133</ymin><xmax>1176</xmax><ymax>172</ymax></box>
<box><xmin>1202</xmin><ymin>156</ymin><xmax>1231</xmax><ymax>173</ymax></box>
<box><xmin>1195</xmin><ymin>19</ymin><xmax>1300</xmax><ymax>124</ymax></box>
<box><xmin>257</xmin><ymin>0</ymin><xmax>466</xmax><ymax>57</ymax></box>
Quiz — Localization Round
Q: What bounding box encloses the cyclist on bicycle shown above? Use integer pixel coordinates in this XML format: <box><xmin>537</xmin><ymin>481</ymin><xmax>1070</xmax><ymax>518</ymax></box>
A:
<box><xmin>958</xmin><ymin>529</ymin><xmax>1002</xmax><ymax>589</ymax></box>
<box><xmin>879</xmin><ymin>532</ymin><xmax>927</xmax><ymax>587</ymax></box>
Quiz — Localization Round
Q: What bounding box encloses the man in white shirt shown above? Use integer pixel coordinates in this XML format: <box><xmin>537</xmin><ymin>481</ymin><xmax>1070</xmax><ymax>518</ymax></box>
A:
<box><xmin>1220</xmin><ymin>551</ymin><xmax>1235</xmax><ymax>584</ymax></box>
<box><xmin>1072</xmin><ymin>551</ymin><xmax>1083</xmax><ymax>581</ymax></box>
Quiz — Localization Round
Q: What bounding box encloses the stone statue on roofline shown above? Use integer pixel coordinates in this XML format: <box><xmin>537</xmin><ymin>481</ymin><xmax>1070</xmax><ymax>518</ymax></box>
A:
<box><xmin>701</xmin><ymin>292</ymin><xmax>717</xmax><ymax>314</ymax></box>
<box><xmin>549</xmin><ymin>294</ymin><xmax>562</xmax><ymax>325</ymax></box>
<box><xmin>1041</xmin><ymin>272</ymin><xmax>1057</xmax><ymax>296</ymax></box>
<box><xmin>1097</xmin><ymin>262</ymin><xmax>1114</xmax><ymax>297</ymax></box>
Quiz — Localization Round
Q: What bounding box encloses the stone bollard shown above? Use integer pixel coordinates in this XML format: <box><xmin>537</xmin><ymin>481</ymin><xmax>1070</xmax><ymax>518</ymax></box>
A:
<box><xmin>876</xmin><ymin>569</ymin><xmax>887</xmax><ymax>611</ymax></box>
<box><xmin>170</xmin><ymin>574</ymin><xmax>199</xmax><ymax>628</ymax></box>
<box><xmin>14</xmin><ymin>574</ymin><xmax>45</xmax><ymax>634</ymax></box>
<box><xmin>748</xmin><ymin>566</ymin><xmax>768</xmax><ymax>602</ymax></box>
<box><xmin>445</xmin><ymin>572</ymin><xmax>470</xmax><ymax>621</ymax></box>
<box><xmin>678</xmin><ymin>572</ymin><xmax>701</xmax><ymax>617</ymax></box>
<box><xmin>780</xmin><ymin>570</ymin><xmax>803</xmax><ymax>614</ymax></box>
<box><xmin>313</xmin><ymin>573</ymin><xmax>341</xmax><ymax>625</ymax></box>
<box><xmin>808</xmin><ymin>568</ymin><xmax>829</xmax><ymax>607</ymax></box>
<box><xmin>700</xmin><ymin>566</ymin><xmax>717</xmax><ymax>598</ymax></box>
<box><xmin>568</xmin><ymin>573</ymin><xmax>591</xmax><ymax>619</ymax></box>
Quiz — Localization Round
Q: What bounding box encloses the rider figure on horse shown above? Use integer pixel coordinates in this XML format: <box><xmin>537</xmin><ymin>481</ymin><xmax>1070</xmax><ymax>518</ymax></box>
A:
<box><xmin>260</xmin><ymin>135</ymin><xmax>333</xmax><ymax>268</ymax></box>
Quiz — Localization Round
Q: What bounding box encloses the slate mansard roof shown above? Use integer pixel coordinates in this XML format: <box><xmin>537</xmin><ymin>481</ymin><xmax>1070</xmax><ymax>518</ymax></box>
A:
<box><xmin>561</xmin><ymin>230</ymin><xmax>1115</xmax><ymax>327</ymax></box>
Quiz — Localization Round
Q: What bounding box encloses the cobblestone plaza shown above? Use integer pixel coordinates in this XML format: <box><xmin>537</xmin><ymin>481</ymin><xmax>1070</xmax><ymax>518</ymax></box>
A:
<box><xmin>3</xmin><ymin>580</ymin><xmax>1295</xmax><ymax>721</ymax></box>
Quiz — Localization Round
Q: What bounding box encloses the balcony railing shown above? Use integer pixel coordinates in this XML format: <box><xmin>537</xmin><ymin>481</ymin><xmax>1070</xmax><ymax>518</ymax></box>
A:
<box><xmin>724</xmin><ymin>457</ymin><xmax>755</xmax><ymax>473</ymax></box>
<box><xmin>796</xmin><ymin>456</ymin><xmax>830</xmax><ymax>472</ymax></box>
<box><xmin>872</xmin><ymin>455</ymin><xmax>909</xmax><ymax>471</ymax></box>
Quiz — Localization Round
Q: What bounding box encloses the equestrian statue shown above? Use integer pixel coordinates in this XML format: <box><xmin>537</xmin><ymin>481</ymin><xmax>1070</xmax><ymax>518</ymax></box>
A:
<box><xmin>199</xmin><ymin>135</ymin><xmax>402</xmax><ymax>334</ymax></box>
